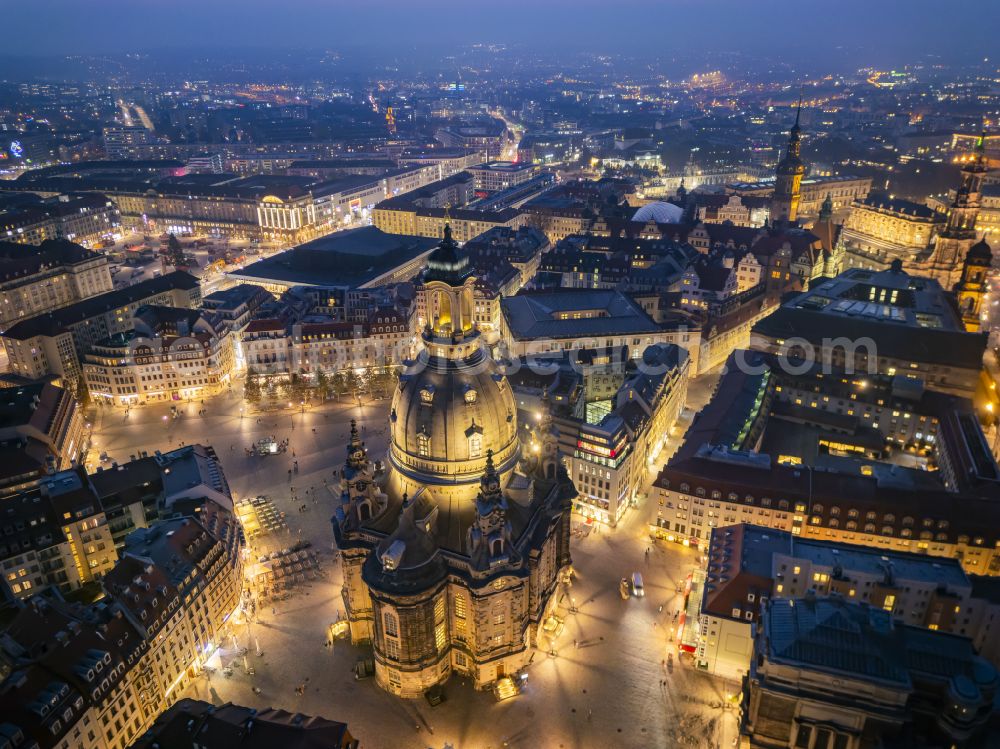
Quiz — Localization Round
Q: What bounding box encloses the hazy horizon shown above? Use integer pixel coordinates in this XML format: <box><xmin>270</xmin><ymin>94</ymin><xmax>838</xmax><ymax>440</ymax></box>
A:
<box><xmin>5</xmin><ymin>0</ymin><xmax>998</xmax><ymax>73</ymax></box>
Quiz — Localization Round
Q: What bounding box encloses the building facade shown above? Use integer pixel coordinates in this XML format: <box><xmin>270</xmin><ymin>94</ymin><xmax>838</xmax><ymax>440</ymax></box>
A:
<box><xmin>2</xmin><ymin>271</ymin><xmax>201</xmax><ymax>384</ymax></box>
<box><xmin>840</xmin><ymin>195</ymin><xmax>943</xmax><ymax>269</ymax></box>
<box><xmin>83</xmin><ymin>307</ymin><xmax>235</xmax><ymax>407</ymax></box>
<box><xmin>653</xmin><ymin>350</ymin><xmax>1000</xmax><ymax>577</ymax></box>
<box><xmin>0</xmin><ymin>239</ymin><xmax>114</xmax><ymax>330</ymax></box>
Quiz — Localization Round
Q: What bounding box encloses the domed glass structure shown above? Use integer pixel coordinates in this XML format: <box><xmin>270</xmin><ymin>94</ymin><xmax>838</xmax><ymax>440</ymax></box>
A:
<box><xmin>632</xmin><ymin>201</ymin><xmax>684</xmax><ymax>224</ymax></box>
<box><xmin>332</xmin><ymin>225</ymin><xmax>576</xmax><ymax>698</ymax></box>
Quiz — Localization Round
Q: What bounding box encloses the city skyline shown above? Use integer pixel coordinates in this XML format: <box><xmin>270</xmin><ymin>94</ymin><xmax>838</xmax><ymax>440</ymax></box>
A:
<box><xmin>4</xmin><ymin>0</ymin><xmax>998</xmax><ymax>68</ymax></box>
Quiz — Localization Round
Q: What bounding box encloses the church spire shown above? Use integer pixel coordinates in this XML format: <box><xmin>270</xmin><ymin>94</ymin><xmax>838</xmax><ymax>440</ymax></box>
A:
<box><xmin>346</xmin><ymin>418</ymin><xmax>367</xmax><ymax>470</ymax></box>
<box><xmin>478</xmin><ymin>449</ymin><xmax>502</xmax><ymax>503</ymax></box>
<box><xmin>771</xmin><ymin>97</ymin><xmax>807</xmax><ymax>225</ymax></box>
<box><xmin>787</xmin><ymin>97</ymin><xmax>803</xmax><ymax>158</ymax></box>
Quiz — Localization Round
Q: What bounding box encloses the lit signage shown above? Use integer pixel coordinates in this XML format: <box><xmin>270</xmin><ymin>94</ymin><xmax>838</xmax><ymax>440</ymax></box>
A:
<box><xmin>9</xmin><ymin>141</ymin><xmax>23</xmax><ymax>158</ymax></box>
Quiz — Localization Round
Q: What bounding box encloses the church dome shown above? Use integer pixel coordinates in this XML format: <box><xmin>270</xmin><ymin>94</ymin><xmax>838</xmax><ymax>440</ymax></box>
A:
<box><xmin>968</xmin><ymin>236</ymin><xmax>993</xmax><ymax>262</ymax></box>
<box><xmin>632</xmin><ymin>201</ymin><xmax>684</xmax><ymax>224</ymax></box>
<box><xmin>387</xmin><ymin>345</ymin><xmax>520</xmax><ymax>501</ymax></box>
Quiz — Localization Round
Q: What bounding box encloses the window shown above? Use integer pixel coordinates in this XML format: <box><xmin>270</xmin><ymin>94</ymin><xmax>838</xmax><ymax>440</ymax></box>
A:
<box><xmin>468</xmin><ymin>433</ymin><xmax>482</xmax><ymax>458</ymax></box>
<box><xmin>417</xmin><ymin>433</ymin><xmax>430</xmax><ymax>457</ymax></box>
<box><xmin>383</xmin><ymin>611</ymin><xmax>398</xmax><ymax>638</ymax></box>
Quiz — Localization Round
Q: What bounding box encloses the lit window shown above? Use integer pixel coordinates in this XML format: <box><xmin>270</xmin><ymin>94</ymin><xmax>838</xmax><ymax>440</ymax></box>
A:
<box><xmin>383</xmin><ymin>611</ymin><xmax>398</xmax><ymax>637</ymax></box>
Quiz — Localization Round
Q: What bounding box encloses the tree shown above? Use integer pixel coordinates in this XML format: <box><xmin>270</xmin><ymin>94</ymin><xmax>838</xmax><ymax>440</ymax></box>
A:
<box><xmin>288</xmin><ymin>371</ymin><xmax>309</xmax><ymax>404</ymax></box>
<box><xmin>344</xmin><ymin>369</ymin><xmax>362</xmax><ymax>401</ymax></box>
<box><xmin>331</xmin><ymin>371</ymin><xmax>348</xmax><ymax>400</ymax></box>
<box><xmin>75</xmin><ymin>376</ymin><xmax>91</xmax><ymax>409</ymax></box>
<box><xmin>244</xmin><ymin>367</ymin><xmax>262</xmax><ymax>404</ymax></box>
<box><xmin>315</xmin><ymin>370</ymin><xmax>330</xmax><ymax>402</ymax></box>
<box><xmin>166</xmin><ymin>233</ymin><xmax>186</xmax><ymax>269</ymax></box>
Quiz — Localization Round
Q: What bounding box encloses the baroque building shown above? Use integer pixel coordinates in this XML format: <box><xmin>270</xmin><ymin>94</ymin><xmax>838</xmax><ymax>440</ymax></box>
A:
<box><xmin>916</xmin><ymin>132</ymin><xmax>990</xmax><ymax>288</ymax></box>
<box><xmin>332</xmin><ymin>225</ymin><xmax>576</xmax><ymax>697</ymax></box>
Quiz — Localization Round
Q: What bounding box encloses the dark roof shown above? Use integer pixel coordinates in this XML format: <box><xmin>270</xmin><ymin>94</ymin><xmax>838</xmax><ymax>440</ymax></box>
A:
<box><xmin>201</xmin><ymin>283</ymin><xmax>273</xmax><ymax>310</ymax></box>
<box><xmin>2</xmin><ymin>271</ymin><xmax>199</xmax><ymax>340</ymax></box>
<box><xmin>501</xmin><ymin>289</ymin><xmax>663</xmax><ymax>340</ymax></box>
<box><xmin>764</xmin><ymin>596</ymin><xmax>994</xmax><ymax>688</ymax></box>
<box><xmin>0</xmin><ymin>239</ymin><xmax>103</xmax><ymax>282</ymax></box>
<box><xmin>0</xmin><ymin>381</ymin><xmax>48</xmax><ymax>428</ymax></box>
<box><xmin>232</xmin><ymin>226</ymin><xmax>437</xmax><ymax>289</ymax></box>
<box><xmin>857</xmin><ymin>195</ymin><xmax>939</xmax><ymax>219</ymax></box>
<box><xmin>752</xmin><ymin>305</ymin><xmax>986</xmax><ymax>369</ymax></box>
<box><xmin>130</xmin><ymin>698</ymin><xmax>359</xmax><ymax>749</ymax></box>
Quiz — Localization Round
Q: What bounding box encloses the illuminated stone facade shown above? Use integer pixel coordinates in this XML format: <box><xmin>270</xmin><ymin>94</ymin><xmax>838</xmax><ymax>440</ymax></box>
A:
<box><xmin>840</xmin><ymin>196</ymin><xmax>943</xmax><ymax>269</ymax></box>
<box><xmin>915</xmin><ymin>133</ymin><xmax>990</xmax><ymax>288</ymax></box>
<box><xmin>332</xmin><ymin>226</ymin><xmax>575</xmax><ymax>697</ymax></box>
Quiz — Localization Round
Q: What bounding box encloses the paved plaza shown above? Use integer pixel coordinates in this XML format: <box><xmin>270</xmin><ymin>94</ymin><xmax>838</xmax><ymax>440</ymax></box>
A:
<box><xmin>88</xmin><ymin>373</ymin><xmax>735</xmax><ymax>749</ymax></box>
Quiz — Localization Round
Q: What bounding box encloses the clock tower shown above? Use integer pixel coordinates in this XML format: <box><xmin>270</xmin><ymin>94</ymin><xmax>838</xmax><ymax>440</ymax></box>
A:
<box><xmin>772</xmin><ymin>101</ymin><xmax>806</xmax><ymax>225</ymax></box>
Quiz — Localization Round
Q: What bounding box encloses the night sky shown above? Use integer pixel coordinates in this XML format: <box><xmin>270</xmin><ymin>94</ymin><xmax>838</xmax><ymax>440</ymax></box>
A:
<box><xmin>5</xmin><ymin>0</ymin><xmax>998</xmax><ymax>69</ymax></box>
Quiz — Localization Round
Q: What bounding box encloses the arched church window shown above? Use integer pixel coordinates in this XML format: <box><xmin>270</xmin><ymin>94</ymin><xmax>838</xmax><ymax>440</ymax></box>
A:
<box><xmin>418</xmin><ymin>433</ymin><xmax>430</xmax><ymax>457</ymax></box>
<box><xmin>383</xmin><ymin>611</ymin><xmax>398</xmax><ymax>638</ymax></box>
<box><xmin>469</xmin><ymin>432</ymin><xmax>482</xmax><ymax>458</ymax></box>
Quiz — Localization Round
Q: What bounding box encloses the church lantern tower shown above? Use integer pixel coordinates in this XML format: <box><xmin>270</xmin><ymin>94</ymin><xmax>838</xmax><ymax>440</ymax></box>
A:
<box><xmin>955</xmin><ymin>237</ymin><xmax>993</xmax><ymax>332</ymax></box>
